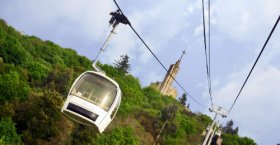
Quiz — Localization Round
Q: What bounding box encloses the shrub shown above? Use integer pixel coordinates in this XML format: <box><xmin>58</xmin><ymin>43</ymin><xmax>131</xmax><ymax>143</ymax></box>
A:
<box><xmin>94</xmin><ymin>127</ymin><xmax>139</xmax><ymax>145</ymax></box>
<box><xmin>0</xmin><ymin>117</ymin><xmax>22</xmax><ymax>145</ymax></box>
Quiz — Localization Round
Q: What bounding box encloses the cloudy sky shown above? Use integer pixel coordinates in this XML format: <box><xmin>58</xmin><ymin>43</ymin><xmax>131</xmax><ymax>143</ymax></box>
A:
<box><xmin>0</xmin><ymin>0</ymin><xmax>279</xmax><ymax>144</ymax></box>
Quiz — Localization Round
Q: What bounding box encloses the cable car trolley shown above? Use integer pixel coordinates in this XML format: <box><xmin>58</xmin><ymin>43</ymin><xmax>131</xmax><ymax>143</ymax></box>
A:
<box><xmin>61</xmin><ymin>10</ymin><xmax>128</xmax><ymax>133</ymax></box>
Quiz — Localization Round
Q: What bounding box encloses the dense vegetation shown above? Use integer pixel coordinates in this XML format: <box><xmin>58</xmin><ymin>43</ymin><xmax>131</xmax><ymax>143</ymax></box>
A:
<box><xmin>220</xmin><ymin>120</ymin><xmax>256</xmax><ymax>145</ymax></box>
<box><xmin>0</xmin><ymin>19</ymin><xmax>256</xmax><ymax>145</ymax></box>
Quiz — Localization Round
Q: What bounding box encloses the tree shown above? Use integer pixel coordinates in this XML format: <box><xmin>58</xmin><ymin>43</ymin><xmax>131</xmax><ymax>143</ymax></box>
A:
<box><xmin>93</xmin><ymin>127</ymin><xmax>139</xmax><ymax>145</ymax></box>
<box><xmin>0</xmin><ymin>71</ymin><xmax>30</xmax><ymax>102</ymax></box>
<box><xmin>223</xmin><ymin>120</ymin><xmax>239</xmax><ymax>135</ymax></box>
<box><xmin>26</xmin><ymin>62</ymin><xmax>50</xmax><ymax>83</ymax></box>
<box><xmin>114</xmin><ymin>54</ymin><xmax>130</xmax><ymax>73</ymax></box>
<box><xmin>179</xmin><ymin>93</ymin><xmax>187</xmax><ymax>106</ymax></box>
<box><xmin>154</xmin><ymin>105</ymin><xmax>178</xmax><ymax>145</ymax></box>
<box><xmin>222</xmin><ymin>133</ymin><xmax>256</xmax><ymax>145</ymax></box>
<box><xmin>161</xmin><ymin>105</ymin><xmax>178</xmax><ymax>121</ymax></box>
<box><xmin>15</xmin><ymin>91</ymin><xmax>64</xmax><ymax>144</ymax></box>
<box><xmin>43</xmin><ymin>66</ymin><xmax>73</xmax><ymax>96</ymax></box>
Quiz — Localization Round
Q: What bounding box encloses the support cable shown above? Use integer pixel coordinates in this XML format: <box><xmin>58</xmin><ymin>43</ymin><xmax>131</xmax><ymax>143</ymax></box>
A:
<box><xmin>208</xmin><ymin>0</ymin><xmax>212</xmax><ymax>100</ymax></box>
<box><xmin>201</xmin><ymin>0</ymin><xmax>213</xmax><ymax>105</ymax></box>
<box><xmin>113</xmin><ymin>0</ymin><xmax>208</xmax><ymax>108</ymax></box>
<box><xmin>228</xmin><ymin>15</ymin><xmax>280</xmax><ymax>115</ymax></box>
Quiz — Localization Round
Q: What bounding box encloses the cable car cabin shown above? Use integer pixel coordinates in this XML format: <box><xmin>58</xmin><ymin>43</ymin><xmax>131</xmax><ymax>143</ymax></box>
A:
<box><xmin>61</xmin><ymin>71</ymin><xmax>121</xmax><ymax>133</ymax></box>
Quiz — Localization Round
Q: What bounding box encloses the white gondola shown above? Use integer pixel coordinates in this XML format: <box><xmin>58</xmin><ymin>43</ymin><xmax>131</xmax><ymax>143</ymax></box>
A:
<box><xmin>61</xmin><ymin>70</ymin><xmax>121</xmax><ymax>133</ymax></box>
<box><xmin>61</xmin><ymin>10</ymin><xmax>127</xmax><ymax>133</ymax></box>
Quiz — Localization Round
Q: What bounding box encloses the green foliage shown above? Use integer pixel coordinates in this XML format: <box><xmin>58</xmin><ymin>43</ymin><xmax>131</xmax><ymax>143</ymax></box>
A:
<box><xmin>161</xmin><ymin>105</ymin><xmax>178</xmax><ymax>121</ymax></box>
<box><xmin>143</xmin><ymin>87</ymin><xmax>165</xmax><ymax>109</ymax></box>
<box><xmin>94</xmin><ymin>127</ymin><xmax>139</xmax><ymax>145</ymax></box>
<box><xmin>219</xmin><ymin>120</ymin><xmax>247</xmax><ymax>145</ymax></box>
<box><xmin>114</xmin><ymin>54</ymin><xmax>131</xmax><ymax>74</ymax></box>
<box><xmin>71</xmin><ymin>125</ymin><xmax>98</xmax><ymax>145</ymax></box>
<box><xmin>0</xmin><ymin>117</ymin><xmax>22</xmax><ymax>145</ymax></box>
<box><xmin>0</xmin><ymin>71</ymin><xmax>30</xmax><ymax>102</ymax></box>
<box><xmin>222</xmin><ymin>133</ymin><xmax>256</xmax><ymax>145</ymax></box>
<box><xmin>163</xmin><ymin>136</ymin><xmax>189</xmax><ymax>145</ymax></box>
<box><xmin>25</xmin><ymin>61</ymin><xmax>50</xmax><ymax>82</ymax></box>
<box><xmin>102</xmin><ymin>64</ymin><xmax>147</xmax><ymax>115</ymax></box>
<box><xmin>195</xmin><ymin>114</ymin><xmax>212</xmax><ymax>126</ymax></box>
<box><xmin>43</xmin><ymin>66</ymin><xmax>74</xmax><ymax>95</ymax></box>
<box><xmin>0</xmin><ymin>35</ymin><xmax>31</xmax><ymax>66</ymax></box>
<box><xmin>223</xmin><ymin>120</ymin><xmax>239</xmax><ymax>135</ymax></box>
<box><xmin>15</xmin><ymin>91</ymin><xmax>64</xmax><ymax>143</ymax></box>
<box><xmin>0</xmin><ymin>102</ymin><xmax>15</xmax><ymax>118</ymax></box>
<box><xmin>100</xmin><ymin>64</ymin><xmax>120</xmax><ymax>76</ymax></box>
<box><xmin>117</xmin><ymin>74</ymin><xmax>146</xmax><ymax>114</ymax></box>
<box><xmin>0</xmin><ymin>136</ymin><xmax>5</xmax><ymax>145</ymax></box>
<box><xmin>176</xmin><ymin>113</ymin><xmax>197</xmax><ymax>134</ymax></box>
<box><xmin>179</xmin><ymin>93</ymin><xmax>187</xmax><ymax>106</ymax></box>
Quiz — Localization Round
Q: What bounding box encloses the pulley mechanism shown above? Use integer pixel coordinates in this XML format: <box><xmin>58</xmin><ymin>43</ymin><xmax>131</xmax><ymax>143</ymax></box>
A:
<box><xmin>93</xmin><ymin>9</ymin><xmax>130</xmax><ymax>72</ymax></box>
<box><xmin>109</xmin><ymin>9</ymin><xmax>130</xmax><ymax>27</ymax></box>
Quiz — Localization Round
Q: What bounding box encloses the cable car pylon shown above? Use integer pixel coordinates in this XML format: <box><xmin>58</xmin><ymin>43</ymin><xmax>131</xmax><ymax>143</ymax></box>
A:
<box><xmin>207</xmin><ymin>123</ymin><xmax>217</xmax><ymax>145</ymax></box>
<box><xmin>202</xmin><ymin>105</ymin><xmax>227</xmax><ymax>145</ymax></box>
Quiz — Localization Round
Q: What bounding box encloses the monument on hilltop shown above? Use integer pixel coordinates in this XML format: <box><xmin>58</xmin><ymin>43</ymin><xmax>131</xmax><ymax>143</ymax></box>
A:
<box><xmin>150</xmin><ymin>51</ymin><xmax>186</xmax><ymax>99</ymax></box>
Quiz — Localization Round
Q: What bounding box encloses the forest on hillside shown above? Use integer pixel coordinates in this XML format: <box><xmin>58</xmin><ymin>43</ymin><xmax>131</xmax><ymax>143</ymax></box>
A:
<box><xmin>0</xmin><ymin>19</ymin><xmax>256</xmax><ymax>145</ymax></box>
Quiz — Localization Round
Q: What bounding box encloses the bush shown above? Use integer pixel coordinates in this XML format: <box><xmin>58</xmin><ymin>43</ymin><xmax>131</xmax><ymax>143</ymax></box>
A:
<box><xmin>0</xmin><ymin>117</ymin><xmax>22</xmax><ymax>145</ymax></box>
<box><xmin>93</xmin><ymin>127</ymin><xmax>139</xmax><ymax>145</ymax></box>
<box><xmin>222</xmin><ymin>133</ymin><xmax>257</xmax><ymax>145</ymax></box>
<box><xmin>176</xmin><ymin>113</ymin><xmax>197</xmax><ymax>134</ymax></box>
<box><xmin>0</xmin><ymin>136</ymin><xmax>6</xmax><ymax>145</ymax></box>
<box><xmin>15</xmin><ymin>91</ymin><xmax>64</xmax><ymax>143</ymax></box>
<box><xmin>25</xmin><ymin>62</ymin><xmax>50</xmax><ymax>82</ymax></box>
<box><xmin>0</xmin><ymin>71</ymin><xmax>30</xmax><ymax>102</ymax></box>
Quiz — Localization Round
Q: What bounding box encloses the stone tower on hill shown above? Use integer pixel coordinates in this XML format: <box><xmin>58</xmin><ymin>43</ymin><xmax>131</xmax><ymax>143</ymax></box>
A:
<box><xmin>150</xmin><ymin>51</ymin><xmax>186</xmax><ymax>99</ymax></box>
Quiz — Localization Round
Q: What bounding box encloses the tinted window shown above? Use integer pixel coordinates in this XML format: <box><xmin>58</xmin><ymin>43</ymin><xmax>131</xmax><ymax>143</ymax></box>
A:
<box><xmin>71</xmin><ymin>73</ymin><xmax>117</xmax><ymax>111</ymax></box>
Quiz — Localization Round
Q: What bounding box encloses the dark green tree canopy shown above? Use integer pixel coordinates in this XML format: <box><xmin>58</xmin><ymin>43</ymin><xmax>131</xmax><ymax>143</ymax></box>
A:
<box><xmin>161</xmin><ymin>105</ymin><xmax>178</xmax><ymax>121</ymax></box>
<box><xmin>223</xmin><ymin>120</ymin><xmax>239</xmax><ymax>135</ymax></box>
<box><xmin>0</xmin><ymin>117</ymin><xmax>22</xmax><ymax>145</ymax></box>
<box><xmin>179</xmin><ymin>93</ymin><xmax>187</xmax><ymax>106</ymax></box>
<box><xmin>222</xmin><ymin>133</ymin><xmax>256</xmax><ymax>145</ymax></box>
<box><xmin>114</xmin><ymin>54</ymin><xmax>130</xmax><ymax>74</ymax></box>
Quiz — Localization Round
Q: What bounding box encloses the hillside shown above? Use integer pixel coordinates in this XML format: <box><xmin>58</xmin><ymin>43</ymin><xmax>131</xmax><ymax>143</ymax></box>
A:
<box><xmin>0</xmin><ymin>19</ymin><xmax>256</xmax><ymax>145</ymax></box>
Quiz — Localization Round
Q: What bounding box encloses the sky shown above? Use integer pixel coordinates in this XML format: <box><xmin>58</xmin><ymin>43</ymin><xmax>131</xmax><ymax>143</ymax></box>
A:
<box><xmin>0</xmin><ymin>0</ymin><xmax>279</xmax><ymax>144</ymax></box>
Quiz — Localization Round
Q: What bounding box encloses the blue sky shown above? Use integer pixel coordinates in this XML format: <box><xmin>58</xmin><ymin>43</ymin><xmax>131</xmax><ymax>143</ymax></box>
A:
<box><xmin>0</xmin><ymin>0</ymin><xmax>279</xmax><ymax>144</ymax></box>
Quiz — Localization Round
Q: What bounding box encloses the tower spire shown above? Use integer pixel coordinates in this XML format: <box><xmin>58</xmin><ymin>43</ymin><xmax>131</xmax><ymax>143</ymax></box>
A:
<box><xmin>149</xmin><ymin>51</ymin><xmax>186</xmax><ymax>99</ymax></box>
<box><xmin>179</xmin><ymin>50</ymin><xmax>186</xmax><ymax>61</ymax></box>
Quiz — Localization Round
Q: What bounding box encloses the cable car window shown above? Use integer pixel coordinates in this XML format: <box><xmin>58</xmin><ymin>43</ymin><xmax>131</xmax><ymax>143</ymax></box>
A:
<box><xmin>110</xmin><ymin>95</ymin><xmax>121</xmax><ymax>119</ymax></box>
<box><xmin>70</xmin><ymin>73</ymin><xmax>117</xmax><ymax>111</ymax></box>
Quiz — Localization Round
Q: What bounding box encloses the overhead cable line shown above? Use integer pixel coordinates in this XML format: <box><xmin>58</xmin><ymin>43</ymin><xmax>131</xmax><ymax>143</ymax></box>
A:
<box><xmin>208</xmin><ymin>0</ymin><xmax>212</xmax><ymax>99</ymax></box>
<box><xmin>113</xmin><ymin>0</ymin><xmax>208</xmax><ymax>108</ymax></box>
<box><xmin>227</xmin><ymin>15</ymin><xmax>280</xmax><ymax>115</ymax></box>
<box><xmin>201</xmin><ymin>0</ymin><xmax>213</xmax><ymax>105</ymax></box>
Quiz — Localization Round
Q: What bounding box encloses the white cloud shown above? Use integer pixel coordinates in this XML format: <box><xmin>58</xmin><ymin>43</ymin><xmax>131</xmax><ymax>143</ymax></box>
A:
<box><xmin>194</xmin><ymin>24</ymin><xmax>203</xmax><ymax>36</ymax></box>
<box><xmin>211</xmin><ymin>0</ymin><xmax>280</xmax><ymax>42</ymax></box>
<box><xmin>1</xmin><ymin>0</ymin><xmax>114</xmax><ymax>38</ymax></box>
